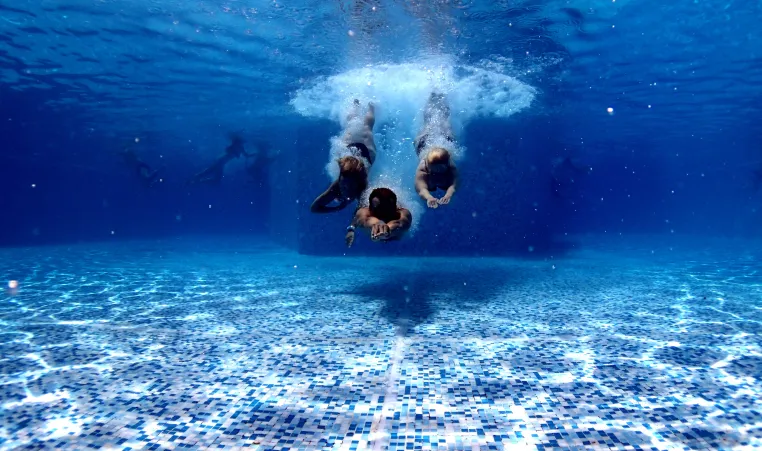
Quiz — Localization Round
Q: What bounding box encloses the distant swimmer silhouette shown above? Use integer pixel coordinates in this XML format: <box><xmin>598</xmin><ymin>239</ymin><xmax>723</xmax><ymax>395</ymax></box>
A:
<box><xmin>245</xmin><ymin>141</ymin><xmax>279</xmax><ymax>186</ymax></box>
<box><xmin>414</xmin><ymin>93</ymin><xmax>459</xmax><ymax>208</ymax></box>
<box><xmin>753</xmin><ymin>167</ymin><xmax>762</xmax><ymax>192</ymax></box>
<box><xmin>187</xmin><ymin>133</ymin><xmax>253</xmax><ymax>186</ymax></box>
<box><xmin>116</xmin><ymin>146</ymin><xmax>163</xmax><ymax>188</ymax></box>
<box><xmin>345</xmin><ymin>188</ymin><xmax>412</xmax><ymax>247</ymax></box>
<box><xmin>311</xmin><ymin>99</ymin><xmax>376</xmax><ymax>213</ymax></box>
<box><xmin>550</xmin><ymin>156</ymin><xmax>591</xmax><ymax>199</ymax></box>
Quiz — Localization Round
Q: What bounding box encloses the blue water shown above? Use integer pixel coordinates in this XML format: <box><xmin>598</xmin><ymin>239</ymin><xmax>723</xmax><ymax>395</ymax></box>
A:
<box><xmin>1</xmin><ymin>0</ymin><xmax>762</xmax><ymax>449</ymax></box>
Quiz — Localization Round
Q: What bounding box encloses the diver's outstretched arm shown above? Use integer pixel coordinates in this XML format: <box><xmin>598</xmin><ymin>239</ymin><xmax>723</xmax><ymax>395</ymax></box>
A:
<box><xmin>146</xmin><ymin>167</ymin><xmax>164</xmax><ymax>187</ymax></box>
<box><xmin>352</xmin><ymin>207</ymin><xmax>381</xmax><ymax>229</ymax></box>
<box><xmin>310</xmin><ymin>181</ymin><xmax>349</xmax><ymax>213</ymax></box>
<box><xmin>415</xmin><ymin>161</ymin><xmax>438</xmax><ymax>207</ymax></box>
<box><xmin>187</xmin><ymin>164</ymin><xmax>222</xmax><ymax>185</ymax></box>
<box><xmin>386</xmin><ymin>209</ymin><xmax>412</xmax><ymax>239</ymax></box>
<box><xmin>439</xmin><ymin>163</ymin><xmax>459</xmax><ymax>205</ymax></box>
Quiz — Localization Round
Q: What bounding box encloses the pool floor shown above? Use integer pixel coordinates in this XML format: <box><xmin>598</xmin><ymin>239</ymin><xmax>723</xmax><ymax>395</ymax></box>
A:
<box><xmin>1</xmin><ymin>237</ymin><xmax>761</xmax><ymax>450</ymax></box>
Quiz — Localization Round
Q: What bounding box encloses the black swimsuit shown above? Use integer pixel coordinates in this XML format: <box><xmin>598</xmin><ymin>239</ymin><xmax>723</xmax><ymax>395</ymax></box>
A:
<box><xmin>347</xmin><ymin>142</ymin><xmax>374</xmax><ymax>165</ymax></box>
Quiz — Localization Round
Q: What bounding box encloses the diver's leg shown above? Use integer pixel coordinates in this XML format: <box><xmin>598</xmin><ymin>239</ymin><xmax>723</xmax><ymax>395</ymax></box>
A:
<box><xmin>136</xmin><ymin>162</ymin><xmax>151</xmax><ymax>179</ymax></box>
<box><xmin>423</xmin><ymin>93</ymin><xmax>437</xmax><ymax>124</ymax></box>
<box><xmin>364</xmin><ymin>102</ymin><xmax>375</xmax><ymax>130</ymax></box>
<box><xmin>188</xmin><ymin>165</ymin><xmax>215</xmax><ymax>185</ymax></box>
<box><xmin>208</xmin><ymin>165</ymin><xmax>224</xmax><ymax>184</ymax></box>
<box><xmin>146</xmin><ymin>167</ymin><xmax>164</xmax><ymax>187</ymax></box>
<box><xmin>345</xmin><ymin>98</ymin><xmax>361</xmax><ymax>123</ymax></box>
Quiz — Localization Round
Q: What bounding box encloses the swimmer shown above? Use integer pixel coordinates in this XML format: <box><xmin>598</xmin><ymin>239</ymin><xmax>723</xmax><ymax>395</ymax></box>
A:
<box><xmin>345</xmin><ymin>188</ymin><xmax>412</xmax><ymax>247</ymax></box>
<box><xmin>343</xmin><ymin>99</ymin><xmax>377</xmax><ymax>167</ymax></box>
<box><xmin>311</xmin><ymin>99</ymin><xmax>376</xmax><ymax>213</ymax></box>
<box><xmin>116</xmin><ymin>146</ymin><xmax>163</xmax><ymax>187</ymax></box>
<box><xmin>187</xmin><ymin>133</ymin><xmax>253</xmax><ymax>186</ymax></box>
<box><xmin>245</xmin><ymin>142</ymin><xmax>279</xmax><ymax>185</ymax></box>
<box><xmin>311</xmin><ymin>156</ymin><xmax>368</xmax><ymax>212</ymax></box>
<box><xmin>550</xmin><ymin>156</ymin><xmax>591</xmax><ymax>198</ymax></box>
<box><xmin>414</xmin><ymin>92</ymin><xmax>459</xmax><ymax>208</ymax></box>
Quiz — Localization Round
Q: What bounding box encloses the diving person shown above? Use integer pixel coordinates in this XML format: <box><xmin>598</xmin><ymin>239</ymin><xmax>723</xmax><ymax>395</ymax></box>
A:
<box><xmin>414</xmin><ymin>92</ymin><xmax>459</xmax><ymax>209</ymax></box>
<box><xmin>345</xmin><ymin>188</ymin><xmax>412</xmax><ymax>247</ymax></box>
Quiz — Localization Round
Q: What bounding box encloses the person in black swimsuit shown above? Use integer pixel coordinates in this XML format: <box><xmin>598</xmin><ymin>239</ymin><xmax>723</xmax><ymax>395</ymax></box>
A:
<box><xmin>116</xmin><ymin>146</ymin><xmax>163</xmax><ymax>188</ymax></box>
<box><xmin>310</xmin><ymin>99</ymin><xmax>377</xmax><ymax>213</ymax></box>
<box><xmin>187</xmin><ymin>133</ymin><xmax>253</xmax><ymax>186</ymax></box>
<box><xmin>245</xmin><ymin>141</ymin><xmax>279</xmax><ymax>186</ymax></box>
<box><xmin>311</xmin><ymin>156</ymin><xmax>369</xmax><ymax>213</ymax></box>
<box><xmin>342</xmin><ymin>99</ymin><xmax>376</xmax><ymax>166</ymax></box>
<box><xmin>414</xmin><ymin>93</ymin><xmax>459</xmax><ymax>208</ymax></box>
<box><xmin>550</xmin><ymin>156</ymin><xmax>591</xmax><ymax>199</ymax></box>
<box><xmin>345</xmin><ymin>188</ymin><xmax>412</xmax><ymax>247</ymax></box>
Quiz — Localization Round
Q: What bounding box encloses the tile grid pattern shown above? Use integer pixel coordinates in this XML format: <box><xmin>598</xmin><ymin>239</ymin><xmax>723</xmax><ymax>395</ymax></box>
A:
<box><xmin>0</xmin><ymin>238</ymin><xmax>760</xmax><ymax>450</ymax></box>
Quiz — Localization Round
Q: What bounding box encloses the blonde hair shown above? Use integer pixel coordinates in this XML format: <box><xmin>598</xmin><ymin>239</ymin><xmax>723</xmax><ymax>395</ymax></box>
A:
<box><xmin>426</xmin><ymin>147</ymin><xmax>451</xmax><ymax>165</ymax></box>
<box><xmin>338</xmin><ymin>156</ymin><xmax>366</xmax><ymax>176</ymax></box>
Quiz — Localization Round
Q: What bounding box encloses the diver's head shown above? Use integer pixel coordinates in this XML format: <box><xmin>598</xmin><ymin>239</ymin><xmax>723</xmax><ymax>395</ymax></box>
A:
<box><xmin>229</xmin><ymin>132</ymin><xmax>245</xmax><ymax>145</ymax></box>
<box><xmin>368</xmin><ymin>187</ymin><xmax>398</xmax><ymax>219</ymax></box>
<box><xmin>227</xmin><ymin>133</ymin><xmax>245</xmax><ymax>155</ymax></box>
<box><xmin>337</xmin><ymin>156</ymin><xmax>367</xmax><ymax>196</ymax></box>
<box><xmin>426</xmin><ymin>147</ymin><xmax>451</xmax><ymax>174</ymax></box>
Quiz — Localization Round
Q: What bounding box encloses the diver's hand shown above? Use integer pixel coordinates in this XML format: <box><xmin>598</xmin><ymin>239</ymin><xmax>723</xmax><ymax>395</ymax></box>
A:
<box><xmin>438</xmin><ymin>193</ymin><xmax>452</xmax><ymax>205</ymax></box>
<box><xmin>371</xmin><ymin>223</ymin><xmax>390</xmax><ymax>241</ymax></box>
<box><xmin>427</xmin><ymin>198</ymin><xmax>439</xmax><ymax>209</ymax></box>
<box><xmin>345</xmin><ymin>230</ymin><xmax>355</xmax><ymax>248</ymax></box>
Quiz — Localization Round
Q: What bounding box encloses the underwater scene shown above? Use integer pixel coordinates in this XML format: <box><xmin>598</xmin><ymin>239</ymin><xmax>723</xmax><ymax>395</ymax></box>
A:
<box><xmin>1</xmin><ymin>0</ymin><xmax>761</xmax><ymax>449</ymax></box>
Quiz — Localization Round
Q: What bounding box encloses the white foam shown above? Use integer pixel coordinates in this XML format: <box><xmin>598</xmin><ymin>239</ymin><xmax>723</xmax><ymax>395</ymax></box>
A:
<box><xmin>291</xmin><ymin>57</ymin><xmax>536</xmax><ymax>130</ymax></box>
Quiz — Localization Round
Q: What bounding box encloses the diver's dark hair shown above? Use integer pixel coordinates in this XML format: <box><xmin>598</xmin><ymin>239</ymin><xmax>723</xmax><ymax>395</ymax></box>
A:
<box><xmin>369</xmin><ymin>187</ymin><xmax>397</xmax><ymax>207</ymax></box>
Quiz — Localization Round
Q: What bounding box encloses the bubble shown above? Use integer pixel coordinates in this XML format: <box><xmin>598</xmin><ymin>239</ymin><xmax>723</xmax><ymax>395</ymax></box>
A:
<box><xmin>8</xmin><ymin>280</ymin><xmax>18</xmax><ymax>289</ymax></box>
<box><xmin>607</xmin><ymin>107</ymin><xmax>614</xmax><ymax>114</ymax></box>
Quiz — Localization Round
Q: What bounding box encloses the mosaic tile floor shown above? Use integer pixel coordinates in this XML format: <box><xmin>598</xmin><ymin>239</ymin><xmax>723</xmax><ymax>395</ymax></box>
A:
<box><xmin>0</xmin><ymin>236</ymin><xmax>761</xmax><ymax>450</ymax></box>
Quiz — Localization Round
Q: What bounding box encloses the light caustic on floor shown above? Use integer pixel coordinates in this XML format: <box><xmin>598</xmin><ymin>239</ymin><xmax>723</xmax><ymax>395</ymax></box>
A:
<box><xmin>0</xmin><ymin>239</ymin><xmax>761</xmax><ymax>450</ymax></box>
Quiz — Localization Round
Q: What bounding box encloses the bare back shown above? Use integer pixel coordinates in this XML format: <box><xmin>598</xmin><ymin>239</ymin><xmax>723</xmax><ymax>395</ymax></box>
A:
<box><xmin>342</xmin><ymin>102</ymin><xmax>377</xmax><ymax>165</ymax></box>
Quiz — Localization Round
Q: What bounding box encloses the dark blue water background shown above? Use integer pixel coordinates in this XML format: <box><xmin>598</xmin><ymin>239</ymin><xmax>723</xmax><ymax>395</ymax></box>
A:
<box><xmin>1</xmin><ymin>0</ymin><xmax>760</xmax><ymax>254</ymax></box>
